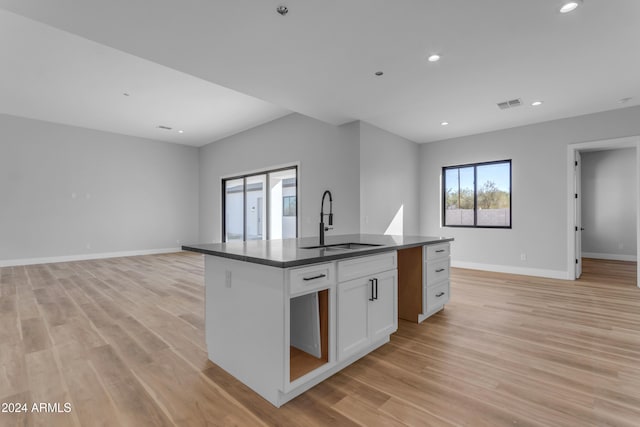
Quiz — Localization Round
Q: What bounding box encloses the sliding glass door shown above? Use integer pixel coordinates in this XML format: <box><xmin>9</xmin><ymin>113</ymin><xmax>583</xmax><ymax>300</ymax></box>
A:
<box><xmin>224</xmin><ymin>178</ymin><xmax>244</xmax><ymax>241</ymax></box>
<box><xmin>222</xmin><ymin>166</ymin><xmax>297</xmax><ymax>242</ymax></box>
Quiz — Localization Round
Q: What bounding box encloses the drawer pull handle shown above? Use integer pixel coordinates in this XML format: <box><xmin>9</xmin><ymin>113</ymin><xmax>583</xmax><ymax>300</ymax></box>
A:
<box><xmin>436</xmin><ymin>292</ymin><xmax>445</xmax><ymax>298</ymax></box>
<box><xmin>303</xmin><ymin>274</ymin><xmax>326</xmax><ymax>281</ymax></box>
<box><xmin>435</xmin><ymin>268</ymin><xmax>445</xmax><ymax>273</ymax></box>
<box><xmin>435</xmin><ymin>249</ymin><xmax>445</xmax><ymax>253</ymax></box>
<box><xmin>369</xmin><ymin>279</ymin><xmax>375</xmax><ymax>301</ymax></box>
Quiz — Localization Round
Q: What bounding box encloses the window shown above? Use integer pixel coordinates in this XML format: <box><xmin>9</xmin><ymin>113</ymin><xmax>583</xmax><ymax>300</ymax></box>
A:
<box><xmin>222</xmin><ymin>166</ymin><xmax>298</xmax><ymax>241</ymax></box>
<box><xmin>443</xmin><ymin>160</ymin><xmax>511</xmax><ymax>228</ymax></box>
<box><xmin>282</xmin><ymin>196</ymin><xmax>296</xmax><ymax>217</ymax></box>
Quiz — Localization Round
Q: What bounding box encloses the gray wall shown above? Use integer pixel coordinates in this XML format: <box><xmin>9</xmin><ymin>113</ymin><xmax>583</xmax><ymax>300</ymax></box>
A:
<box><xmin>359</xmin><ymin>122</ymin><xmax>420</xmax><ymax>235</ymax></box>
<box><xmin>198</xmin><ymin>113</ymin><xmax>360</xmax><ymax>243</ymax></box>
<box><xmin>420</xmin><ymin>105</ymin><xmax>640</xmax><ymax>277</ymax></box>
<box><xmin>581</xmin><ymin>148</ymin><xmax>637</xmax><ymax>260</ymax></box>
<box><xmin>0</xmin><ymin>114</ymin><xmax>199</xmax><ymax>262</ymax></box>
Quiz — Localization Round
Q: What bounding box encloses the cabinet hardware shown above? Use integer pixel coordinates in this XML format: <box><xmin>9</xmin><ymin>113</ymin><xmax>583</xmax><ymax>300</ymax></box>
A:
<box><xmin>435</xmin><ymin>268</ymin><xmax>445</xmax><ymax>273</ymax></box>
<box><xmin>374</xmin><ymin>278</ymin><xmax>378</xmax><ymax>300</ymax></box>
<box><xmin>369</xmin><ymin>279</ymin><xmax>375</xmax><ymax>301</ymax></box>
<box><xmin>303</xmin><ymin>273</ymin><xmax>326</xmax><ymax>281</ymax></box>
<box><xmin>436</xmin><ymin>292</ymin><xmax>445</xmax><ymax>298</ymax></box>
<box><xmin>435</xmin><ymin>249</ymin><xmax>445</xmax><ymax>253</ymax></box>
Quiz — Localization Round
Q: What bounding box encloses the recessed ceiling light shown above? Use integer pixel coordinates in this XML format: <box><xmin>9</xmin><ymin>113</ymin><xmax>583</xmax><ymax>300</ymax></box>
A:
<box><xmin>560</xmin><ymin>0</ymin><xmax>582</xmax><ymax>13</ymax></box>
<box><xmin>375</xmin><ymin>71</ymin><xmax>384</xmax><ymax>76</ymax></box>
<box><xmin>440</xmin><ymin>121</ymin><xmax>449</xmax><ymax>126</ymax></box>
<box><xmin>178</xmin><ymin>130</ymin><xmax>184</xmax><ymax>134</ymax></box>
<box><xmin>428</xmin><ymin>54</ymin><xmax>441</xmax><ymax>62</ymax></box>
<box><xmin>531</xmin><ymin>101</ymin><xmax>543</xmax><ymax>106</ymax></box>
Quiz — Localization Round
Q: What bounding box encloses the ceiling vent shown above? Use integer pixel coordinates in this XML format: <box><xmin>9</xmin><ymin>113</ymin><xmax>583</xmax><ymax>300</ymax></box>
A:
<box><xmin>157</xmin><ymin>125</ymin><xmax>173</xmax><ymax>130</ymax></box>
<box><xmin>497</xmin><ymin>98</ymin><xmax>522</xmax><ymax>110</ymax></box>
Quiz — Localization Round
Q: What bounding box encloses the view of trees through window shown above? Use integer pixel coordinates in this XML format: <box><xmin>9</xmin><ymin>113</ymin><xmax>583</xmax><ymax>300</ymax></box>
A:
<box><xmin>443</xmin><ymin>160</ymin><xmax>511</xmax><ymax>227</ymax></box>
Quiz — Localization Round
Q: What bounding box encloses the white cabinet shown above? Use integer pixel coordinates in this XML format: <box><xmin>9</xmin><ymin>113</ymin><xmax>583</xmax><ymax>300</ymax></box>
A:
<box><xmin>337</xmin><ymin>253</ymin><xmax>397</xmax><ymax>361</ymax></box>
<box><xmin>420</xmin><ymin>242</ymin><xmax>450</xmax><ymax>322</ymax></box>
<box><xmin>367</xmin><ymin>270</ymin><xmax>397</xmax><ymax>342</ymax></box>
<box><xmin>289</xmin><ymin>262</ymin><xmax>335</xmax><ymax>296</ymax></box>
<box><xmin>336</xmin><ymin>276</ymin><xmax>369</xmax><ymax>359</ymax></box>
<box><xmin>204</xmin><ymin>249</ymin><xmax>399</xmax><ymax>407</ymax></box>
<box><xmin>286</xmin><ymin>263</ymin><xmax>335</xmax><ymax>392</ymax></box>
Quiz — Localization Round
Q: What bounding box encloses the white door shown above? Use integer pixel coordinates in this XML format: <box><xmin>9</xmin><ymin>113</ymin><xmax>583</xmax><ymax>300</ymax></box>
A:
<box><xmin>369</xmin><ymin>270</ymin><xmax>397</xmax><ymax>342</ymax></box>
<box><xmin>575</xmin><ymin>151</ymin><xmax>583</xmax><ymax>278</ymax></box>
<box><xmin>337</xmin><ymin>277</ymin><xmax>370</xmax><ymax>361</ymax></box>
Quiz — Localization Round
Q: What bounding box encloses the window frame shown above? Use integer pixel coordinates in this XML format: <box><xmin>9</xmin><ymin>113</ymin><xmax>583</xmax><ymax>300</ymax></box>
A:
<box><xmin>442</xmin><ymin>159</ymin><xmax>512</xmax><ymax>229</ymax></box>
<box><xmin>282</xmin><ymin>195</ymin><xmax>297</xmax><ymax>217</ymax></box>
<box><xmin>222</xmin><ymin>165</ymin><xmax>298</xmax><ymax>242</ymax></box>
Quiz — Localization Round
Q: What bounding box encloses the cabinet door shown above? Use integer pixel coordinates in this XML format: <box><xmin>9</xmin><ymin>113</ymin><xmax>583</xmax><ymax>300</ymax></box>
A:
<box><xmin>337</xmin><ymin>277</ymin><xmax>370</xmax><ymax>361</ymax></box>
<box><xmin>369</xmin><ymin>269</ymin><xmax>397</xmax><ymax>343</ymax></box>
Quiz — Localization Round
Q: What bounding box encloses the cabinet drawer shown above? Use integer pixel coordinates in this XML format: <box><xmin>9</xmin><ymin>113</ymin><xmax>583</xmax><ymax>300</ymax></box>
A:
<box><xmin>337</xmin><ymin>251</ymin><xmax>397</xmax><ymax>283</ymax></box>
<box><xmin>426</xmin><ymin>281</ymin><xmax>450</xmax><ymax>314</ymax></box>
<box><xmin>424</xmin><ymin>243</ymin><xmax>450</xmax><ymax>261</ymax></box>
<box><xmin>425</xmin><ymin>259</ymin><xmax>450</xmax><ymax>287</ymax></box>
<box><xmin>289</xmin><ymin>262</ymin><xmax>335</xmax><ymax>296</ymax></box>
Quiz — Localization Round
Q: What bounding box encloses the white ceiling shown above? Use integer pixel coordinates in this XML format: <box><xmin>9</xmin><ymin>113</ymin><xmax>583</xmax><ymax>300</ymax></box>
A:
<box><xmin>0</xmin><ymin>10</ymin><xmax>290</xmax><ymax>146</ymax></box>
<box><xmin>1</xmin><ymin>1</ymin><xmax>639</xmax><ymax>146</ymax></box>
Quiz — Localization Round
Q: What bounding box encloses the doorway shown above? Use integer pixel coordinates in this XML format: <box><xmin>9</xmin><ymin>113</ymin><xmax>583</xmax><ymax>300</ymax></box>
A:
<box><xmin>567</xmin><ymin>136</ymin><xmax>640</xmax><ymax>286</ymax></box>
<box><xmin>581</xmin><ymin>148</ymin><xmax>637</xmax><ymax>265</ymax></box>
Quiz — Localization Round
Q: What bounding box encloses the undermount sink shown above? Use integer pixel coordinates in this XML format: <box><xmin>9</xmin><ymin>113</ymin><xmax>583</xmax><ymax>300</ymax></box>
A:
<box><xmin>300</xmin><ymin>243</ymin><xmax>383</xmax><ymax>250</ymax></box>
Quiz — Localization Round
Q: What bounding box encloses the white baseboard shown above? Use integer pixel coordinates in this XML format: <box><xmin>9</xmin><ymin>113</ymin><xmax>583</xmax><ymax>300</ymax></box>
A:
<box><xmin>451</xmin><ymin>260</ymin><xmax>569</xmax><ymax>280</ymax></box>
<box><xmin>582</xmin><ymin>252</ymin><xmax>637</xmax><ymax>262</ymax></box>
<box><xmin>0</xmin><ymin>247</ymin><xmax>182</xmax><ymax>268</ymax></box>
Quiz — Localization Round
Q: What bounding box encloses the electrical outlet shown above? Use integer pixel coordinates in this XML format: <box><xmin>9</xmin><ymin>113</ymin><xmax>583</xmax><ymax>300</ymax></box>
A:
<box><xmin>520</xmin><ymin>253</ymin><xmax>527</xmax><ymax>261</ymax></box>
<box><xmin>225</xmin><ymin>270</ymin><xmax>232</xmax><ymax>288</ymax></box>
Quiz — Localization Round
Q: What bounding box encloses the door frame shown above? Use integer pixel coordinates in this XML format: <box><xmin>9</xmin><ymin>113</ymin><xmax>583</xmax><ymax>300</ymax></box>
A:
<box><xmin>566</xmin><ymin>135</ymin><xmax>640</xmax><ymax>285</ymax></box>
<box><xmin>574</xmin><ymin>150</ymin><xmax>582</xmax><ymax>279</ymax></box>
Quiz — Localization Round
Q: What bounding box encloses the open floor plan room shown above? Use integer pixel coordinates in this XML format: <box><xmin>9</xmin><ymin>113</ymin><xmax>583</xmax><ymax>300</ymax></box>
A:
<box><xmin>1</xmin><ymin>254</ymin><xmax>638</xmax><ymax>426</ymax></box>
<box><xmin>2</xmin><ymin>2</ymin><xmax>640</xmax><ymax>425</ymax></box>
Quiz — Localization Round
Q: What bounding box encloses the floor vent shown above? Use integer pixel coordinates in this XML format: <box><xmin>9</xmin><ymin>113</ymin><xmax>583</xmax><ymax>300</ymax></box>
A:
<box><xmin>497</xmin><ymin>98</ymin><xmax>522</xmax><ymax>110</ymax></box>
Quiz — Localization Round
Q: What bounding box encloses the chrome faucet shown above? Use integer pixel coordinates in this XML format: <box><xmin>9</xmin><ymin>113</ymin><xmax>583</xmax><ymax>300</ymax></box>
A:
<box><xmin>319</xmin><ymin>190</ymin><xmax>333</xmax><ymax>245</ymax></box>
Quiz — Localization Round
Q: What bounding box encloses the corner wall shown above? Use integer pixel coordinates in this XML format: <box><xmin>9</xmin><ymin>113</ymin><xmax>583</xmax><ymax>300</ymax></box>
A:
<box><xmin>420</xmin><ymin>105</ymin><xmax>640</xmax><ymax>278</ymax></box>
<box><xmin>359</xmin><ymin>122</ymin><xmax>420</xmax><ymax>235</ymax></box>
<box><xmin>0</xmin><ymin>114</ymin><xmax>200</xmax><ymax>265</ymax></box>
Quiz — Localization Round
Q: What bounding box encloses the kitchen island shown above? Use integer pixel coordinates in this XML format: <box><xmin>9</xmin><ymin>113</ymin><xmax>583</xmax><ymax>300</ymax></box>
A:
<box><xmin>183</xmin><ymin>234</ymin><xmax>453</xmax><ymax>407</ymax></box>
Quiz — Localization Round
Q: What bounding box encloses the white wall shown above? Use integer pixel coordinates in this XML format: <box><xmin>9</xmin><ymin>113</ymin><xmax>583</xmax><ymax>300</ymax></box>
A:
<box><xmin>581</xmin><ymin>148</ymin><xmax>637</xmax><ymax>260</ymax></box>
<box><xmin>359</xmin><ymin>122</ymin><xmax>420</xmax><ymax>235</ymax></box>
<box><xmin>199</xmin><ymin>113</ymin><xmax>360</xmax><ymax>242</ymax></box>
<box><xmin>0</xmin><ymin>114</ymin><xmax>199</xmax><ymax>264</ymax></box>
<box><xmin>420</xmin><ymin>105</ymin><xmax>640</xmax><ymax>278</ymax></box>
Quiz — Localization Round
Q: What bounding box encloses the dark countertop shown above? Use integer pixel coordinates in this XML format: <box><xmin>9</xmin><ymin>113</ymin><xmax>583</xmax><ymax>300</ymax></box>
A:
<box><xmin>182</xmin><ymin>234</ymin><xmax>453</xmax><ymax>268</ymax></box>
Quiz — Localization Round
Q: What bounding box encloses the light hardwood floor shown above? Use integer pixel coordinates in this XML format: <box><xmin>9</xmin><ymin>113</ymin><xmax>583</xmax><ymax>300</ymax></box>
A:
<box><xmin>1</xmin><ymin>254</ymin><xmax>639</xmax><ymax>426</ymax></box>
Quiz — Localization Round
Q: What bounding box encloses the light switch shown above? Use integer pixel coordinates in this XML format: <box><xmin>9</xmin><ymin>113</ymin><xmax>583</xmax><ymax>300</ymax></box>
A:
<box><xmin>225</xmin><ymin>270</ymin><xmax>232</xmax><ymax>288</ymax></box>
